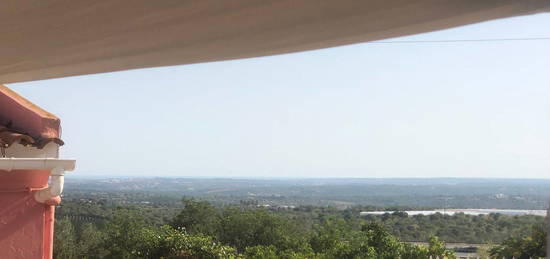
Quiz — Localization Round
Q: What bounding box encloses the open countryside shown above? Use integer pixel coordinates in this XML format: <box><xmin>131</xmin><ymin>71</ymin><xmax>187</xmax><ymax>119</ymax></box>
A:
<box><xmin>54</xmin><ymin>177</ymin><xmax>548</xmax><ymax>258</ymax></box>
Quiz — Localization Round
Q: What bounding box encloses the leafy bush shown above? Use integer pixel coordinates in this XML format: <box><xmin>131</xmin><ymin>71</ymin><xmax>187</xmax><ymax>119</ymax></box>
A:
<box><xmin>55</xmin><ymin>200</ymin><xmax>458</xmax><ymax>259</ymax></box>
<box><xmin>489</xmin><ymin>224</ymin><xmax>546</xmax><ymax>259</ymax></box>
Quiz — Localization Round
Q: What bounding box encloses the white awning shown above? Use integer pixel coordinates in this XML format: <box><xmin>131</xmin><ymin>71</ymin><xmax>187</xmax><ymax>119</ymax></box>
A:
<box><xmin>1</xmin><ymin>0</ymin><xmax>548</xmax><ymax>83</ymax></box>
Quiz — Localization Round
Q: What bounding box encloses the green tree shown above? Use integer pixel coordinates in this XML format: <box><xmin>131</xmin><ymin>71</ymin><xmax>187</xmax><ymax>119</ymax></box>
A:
<box><xmin>426</xmin><ymin>236</ymin><xmax>455</xmax><ymax>259</ymax></box>
<box><xmin>102</xmin><ymin>210</ymin><xmax>239</xmax><ymax>259</ymax></box>
<box><xmin>490</xmin><ymin>224</ymin><xmax>546</xmax><ymax>259</ymax></box>
<box><xmin>312</xmin><ymin>221</ymin><xmax>455</xmax><ymax>259</ymax></box>
<box><xmin>310</xmin><ymin>218</ymin><xmax>351</xmax><ymax>253</ymax></box>
<box><xmin>54</xmin><ymin>219</ymin><xmax>79</xmax><ymax>259</ymax></box>
<box><xmin>141</xmin><ymin>225</ymin><xmax>239</xmax><ymax>259</ymax></box>
<box><xmin>102</xmin><ymin>209</ymin><xmax>153</xmax><ymax>258</ymax></box>
<box><xmin>218</xmin><ymin>208</ymin><xmax>296</xmax><ymax>252</ymax></box>
<box><xmin>171</xmin><ymin>197</ymin><xmax>218</xmax><ymax>235</ymax></box>
<box><xmin>77</xmin><ymin>223</ymin><xmax>106</xmax><ymax>258</ymax></box>
<box><xmin>244</xmin><ymin>246</ymin><xmax>279</xmax><ymax>259</ymax></box>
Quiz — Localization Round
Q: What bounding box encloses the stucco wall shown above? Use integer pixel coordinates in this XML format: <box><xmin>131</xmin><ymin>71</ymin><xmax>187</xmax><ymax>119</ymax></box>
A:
<box><xmin>0</xmin><ymin>170</ymin><xmax>54</xmax><ymax>259</ymax></box>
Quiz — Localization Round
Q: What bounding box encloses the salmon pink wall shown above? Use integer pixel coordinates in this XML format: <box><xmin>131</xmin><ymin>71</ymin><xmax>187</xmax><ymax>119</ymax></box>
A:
<box><xmin>0</xmin><ymin>86</ymin><xmax>62</xmax><ymax>259</ymax></box>
<box><xmin>0</xmin><ymin>170</ymin><xmax>54</xmax><ymax>259</ymax></box>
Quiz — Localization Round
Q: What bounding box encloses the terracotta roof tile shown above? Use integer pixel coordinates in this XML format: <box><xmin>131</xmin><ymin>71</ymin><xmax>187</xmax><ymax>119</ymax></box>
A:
<box><xmin>0</xmin><ymin>126</ymin><xmax>63</xmax><ymax>150</ymax></box>
<box><xmin>0</xmin><ymin>85</ymin><xmax>64</xmax><ymax>153</ymax></box>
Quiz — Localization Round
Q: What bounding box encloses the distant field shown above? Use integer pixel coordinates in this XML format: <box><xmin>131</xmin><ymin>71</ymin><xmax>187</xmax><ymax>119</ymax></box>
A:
<box><xmin>361</xmin><ymin>209</ymin><xmax>547</xmax><ymax>216</ymax></box>
<box><xmin>63</xmin><ymin>177</ymin><xmax>550</xmax><ymax>209</ymax></box>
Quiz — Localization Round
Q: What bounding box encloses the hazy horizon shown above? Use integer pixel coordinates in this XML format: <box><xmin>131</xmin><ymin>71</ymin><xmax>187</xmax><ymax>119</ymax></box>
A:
<box><xmin>10</xmin><ymin>13</ymin><xmax>550</xmax><ymax>178</ymax></box>
<box><xmin>69</xmin><ymin>175</ymin><xmax>550</xmax><ymax>181</ymax></box>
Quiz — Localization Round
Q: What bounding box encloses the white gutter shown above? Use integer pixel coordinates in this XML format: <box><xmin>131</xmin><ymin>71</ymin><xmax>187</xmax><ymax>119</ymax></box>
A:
<box><xmin>0</xmin><ymin>158</ymin><xmax>76</xmax><ymax>203</ymax></box>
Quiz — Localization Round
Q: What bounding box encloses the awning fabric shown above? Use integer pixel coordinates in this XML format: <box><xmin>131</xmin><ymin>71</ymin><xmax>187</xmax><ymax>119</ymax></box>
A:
<box><xmin>1</xmin><ymin>0</ymin><xmax>549</xmax><ymax>84</ymax></box>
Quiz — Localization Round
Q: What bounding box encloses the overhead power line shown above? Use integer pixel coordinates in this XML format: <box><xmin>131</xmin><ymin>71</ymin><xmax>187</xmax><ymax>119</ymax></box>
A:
<box><xmin>369</xmin><ymin>37</ymin><xmax>550</xmax><ymax>44</ymax></box>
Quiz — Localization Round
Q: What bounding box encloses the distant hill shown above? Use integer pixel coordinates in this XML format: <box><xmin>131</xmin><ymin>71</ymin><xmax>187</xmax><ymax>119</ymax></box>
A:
<box><xmin>63</xmin><ymin>177</ymin><xmax>550</xmax><ymax>209</ymax></box>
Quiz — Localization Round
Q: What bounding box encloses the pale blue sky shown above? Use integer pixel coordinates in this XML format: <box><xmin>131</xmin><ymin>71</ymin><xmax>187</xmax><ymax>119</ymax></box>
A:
<box><xmin>9</xmin><ymin>13</ymin><xmax>550</xmax><ymax>178</ymax></box>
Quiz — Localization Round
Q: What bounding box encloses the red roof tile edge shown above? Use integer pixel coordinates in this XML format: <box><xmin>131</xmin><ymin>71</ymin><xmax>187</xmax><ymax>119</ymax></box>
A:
<box><xmin>0</xmin><ymin>85</ymin><xmax>63</xmax><ymax>150</ymax></box>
